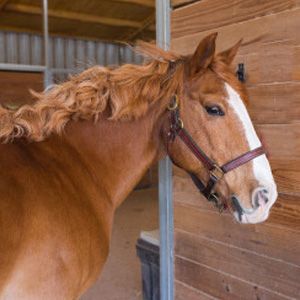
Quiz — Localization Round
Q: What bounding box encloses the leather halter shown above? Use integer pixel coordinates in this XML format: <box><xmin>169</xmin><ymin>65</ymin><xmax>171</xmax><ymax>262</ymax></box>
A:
<box><xmin>166</xmin><ymin>95</ymin><xmax>265</xmax><ymax>212</ymax></box>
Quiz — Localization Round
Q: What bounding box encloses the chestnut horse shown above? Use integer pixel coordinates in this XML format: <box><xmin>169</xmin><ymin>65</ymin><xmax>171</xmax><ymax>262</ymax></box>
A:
<box><xmin>0</xmin><ymin>33</ymin><xmax>277</xmax><ymax>299</ymax></box>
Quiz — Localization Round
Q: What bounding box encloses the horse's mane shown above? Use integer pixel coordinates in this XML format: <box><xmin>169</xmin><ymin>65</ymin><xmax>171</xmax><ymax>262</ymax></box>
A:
<box><xmin>0</xmin><ymin>42</ymin><xmax>183</xmax><ymax>143</ymax></box>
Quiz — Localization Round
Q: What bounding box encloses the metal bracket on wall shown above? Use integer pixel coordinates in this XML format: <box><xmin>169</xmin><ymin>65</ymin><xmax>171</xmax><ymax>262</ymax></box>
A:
<box><xmin>236</xmin><ymin>63</ymin><xmax>246</xmax><ymax>82</ymax></box>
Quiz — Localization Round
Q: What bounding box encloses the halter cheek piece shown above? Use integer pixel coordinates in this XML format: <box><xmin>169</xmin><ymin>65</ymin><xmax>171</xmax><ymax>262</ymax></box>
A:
<box><xmin>166</xmin><ymin>95</ymin><xmax>265</xmax><ymax>212</ymax></box>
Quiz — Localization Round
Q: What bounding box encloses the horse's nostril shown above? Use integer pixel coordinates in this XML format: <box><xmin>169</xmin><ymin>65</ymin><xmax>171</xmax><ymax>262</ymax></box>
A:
<box><xmin>254</xmin><ymin>193</ymin><xmax>260</xmax><ymax>207</ymax></box>
<box><xmin>261</xmin><ymin>191</ymin><xmax>269</xmax><ymax>204</ymax></box>
<box><xmin>253</xmin><ymin>188</ymin><xmax>269</xmax><ymax>207</ymax></box>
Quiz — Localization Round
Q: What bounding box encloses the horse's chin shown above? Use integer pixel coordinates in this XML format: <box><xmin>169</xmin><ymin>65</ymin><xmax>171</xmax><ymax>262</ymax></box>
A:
<box><xmin>233</xmin><ymin>210</ymin><xmax>270</xmax><ymax>224</ymax></box>
<box><xmin>231</xmin><ymin>195</ymin><xmax>270</xmax><ymax>224</ymax></box>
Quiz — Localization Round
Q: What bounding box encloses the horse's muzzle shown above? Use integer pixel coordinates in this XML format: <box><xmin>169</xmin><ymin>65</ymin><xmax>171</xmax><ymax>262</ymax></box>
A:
<box><xmin>231</xmin><ymin>186</ymin><xmax>277</xmax><ymax>224</ymax></box>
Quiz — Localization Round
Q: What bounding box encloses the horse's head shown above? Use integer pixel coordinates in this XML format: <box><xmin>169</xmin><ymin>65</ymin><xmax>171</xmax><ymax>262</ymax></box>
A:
<box><xmin>167</xmin><ymin>33</ymin><xmax>277</xmax><ymax>224</ymax></box>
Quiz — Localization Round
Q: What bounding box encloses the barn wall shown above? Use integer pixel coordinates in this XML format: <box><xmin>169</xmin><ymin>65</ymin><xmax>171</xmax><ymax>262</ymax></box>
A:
<box><xmin>0</xmin><ymin>30</ymin><xmax>143</xmax><ymax>82</ymax></box>
<box><xmin>171</xmin><ymin>1</ymin><xmax>300</xmax><ymax>299</ymax></box>
<box><xmin>0</xmin><ymin>30</ymin><xmax>143</xmax><ymax>102</ymax></box>
<box><xmin>172</xmin><ymin>0</ymin><xmax>196</xmax><ymax>8</ymax></box>
<box><xmin>0</xmin><ymin>71</ymin><xmax>43</xmax><ymax>106</ymax></box>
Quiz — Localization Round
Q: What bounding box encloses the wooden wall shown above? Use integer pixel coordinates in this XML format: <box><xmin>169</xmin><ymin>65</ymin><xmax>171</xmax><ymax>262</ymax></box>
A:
<box><xmin>172</xmin><ymin>0</ymin><xmax>196</xmax><ymax>8</ymax></box>
<box><xmin>171</xmin><ymin>1</ymin><xmax>300</xmax><ymax>299</ymax></box>
<box><xmin>0</xmin><ymin>71</ymin><xmax>43</xmax><ymax>107</ymax></box>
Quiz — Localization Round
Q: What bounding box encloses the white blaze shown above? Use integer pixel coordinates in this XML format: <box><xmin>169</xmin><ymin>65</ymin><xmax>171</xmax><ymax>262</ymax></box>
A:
<box><xmin>225</xmin><ymin>83</ymin><xmax>277</xmax><ymax>223</ymax></box>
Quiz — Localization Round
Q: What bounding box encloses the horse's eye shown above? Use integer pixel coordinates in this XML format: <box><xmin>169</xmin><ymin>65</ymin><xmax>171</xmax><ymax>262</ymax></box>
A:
<box><xmin>205</xmin><ymin>105</ymin><xmax>225</xmax><ymax>116</ymax></box>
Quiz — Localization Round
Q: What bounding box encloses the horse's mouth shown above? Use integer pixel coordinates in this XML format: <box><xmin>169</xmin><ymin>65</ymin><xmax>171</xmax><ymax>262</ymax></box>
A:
<box><xmin>231</xmin><ymin>195</ymin><xmax>262</xmax><ymax>223</ymax></box>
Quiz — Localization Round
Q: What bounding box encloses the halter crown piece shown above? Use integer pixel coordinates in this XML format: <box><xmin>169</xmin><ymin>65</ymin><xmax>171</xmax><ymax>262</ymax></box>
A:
<box><xmin>166</xmin><ymin>95</ymin><xmax>265</xmax><ymax>212</ymax></box>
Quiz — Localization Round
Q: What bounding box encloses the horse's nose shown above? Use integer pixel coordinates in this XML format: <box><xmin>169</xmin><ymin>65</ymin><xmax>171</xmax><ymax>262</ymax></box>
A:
<box><xmin>252</xmin><ymin>187</ymin><xmax>269</xmax><ymax>208</ymax></box>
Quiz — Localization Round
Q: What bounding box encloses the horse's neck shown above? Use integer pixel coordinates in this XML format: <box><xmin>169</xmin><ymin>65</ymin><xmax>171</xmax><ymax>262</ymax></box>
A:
<box><xmin>64</xmin><ymin>109</ymin><xmax>164</xmax><ymax>209</ymax></box>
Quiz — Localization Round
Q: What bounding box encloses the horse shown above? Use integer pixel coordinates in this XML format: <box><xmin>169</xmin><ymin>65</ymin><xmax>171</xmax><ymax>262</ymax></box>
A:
<box><xmin>0</xmin><ymin>33</ymin><xmax>277</xmax><ymax>299</ymax></box>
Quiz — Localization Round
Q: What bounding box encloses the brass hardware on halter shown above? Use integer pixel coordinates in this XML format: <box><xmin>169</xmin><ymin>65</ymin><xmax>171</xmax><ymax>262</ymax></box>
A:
<box><xmin>177</xmin><ymin>118</ymin><xmax>184</xmax><ymax>129</ymax></box>
<box><xmin>210</xmin><ymin>164</ymin><xmax>224</xmax><ymax>180</ymax></box>
<box><xmin>167</xmin><ymin>95</ymin><xmax>179</xmax><ymax>111</ymax></box>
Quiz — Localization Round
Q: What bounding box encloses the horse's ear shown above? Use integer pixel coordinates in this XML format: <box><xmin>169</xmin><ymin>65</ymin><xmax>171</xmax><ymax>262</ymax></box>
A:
<box><xmin>188</xmin><ymin>32</ymin><xmax>218</xmax><ymax>76</ymax></box>
<box><xmin>218</xmin><ymin>39</ymin><xmax>242</xmax><ymax>65</ymax></box>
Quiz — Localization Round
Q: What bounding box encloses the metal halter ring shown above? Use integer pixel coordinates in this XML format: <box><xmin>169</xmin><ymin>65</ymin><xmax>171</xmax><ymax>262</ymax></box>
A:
<box><xmin>177</xmin><ymin>118</ymin><xmax>184</xmax><ymax>129</ymax></box>
<box><xmin>167</xmin><ymin>95</ymin><xmax>179</xmax><ymax>111</ymax></box>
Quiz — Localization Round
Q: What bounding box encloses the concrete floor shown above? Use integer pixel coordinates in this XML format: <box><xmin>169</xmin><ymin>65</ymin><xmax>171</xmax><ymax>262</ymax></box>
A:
<box><xmin>81</xmin><ymin>188</ymin><xmax>158</xmax><ymax>300</ymax></box>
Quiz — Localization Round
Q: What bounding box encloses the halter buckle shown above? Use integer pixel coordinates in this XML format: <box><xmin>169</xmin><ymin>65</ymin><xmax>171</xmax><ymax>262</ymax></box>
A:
<box><xmin>210</xmin><ymin>164</ymin><xmax>224</xmax><ymax>180</ymax></box>
<box><xmin>167</xmin><ymin>95</ymin><xmax>179</xmax><ymax>111</ymax></box>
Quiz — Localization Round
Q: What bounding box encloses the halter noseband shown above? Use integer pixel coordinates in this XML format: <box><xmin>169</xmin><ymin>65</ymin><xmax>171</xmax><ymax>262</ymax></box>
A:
<box><xmin>166</xmin><ymin>95</ymin><xmax>265</xmax><ymax>212</ymax></box>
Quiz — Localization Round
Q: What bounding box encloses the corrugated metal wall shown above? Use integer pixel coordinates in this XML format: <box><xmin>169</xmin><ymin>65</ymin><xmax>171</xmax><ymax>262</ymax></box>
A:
<box><xmin>0</xmin><ymin>31</ymin><xmax>143</xmax><ymax>82</ymax></box>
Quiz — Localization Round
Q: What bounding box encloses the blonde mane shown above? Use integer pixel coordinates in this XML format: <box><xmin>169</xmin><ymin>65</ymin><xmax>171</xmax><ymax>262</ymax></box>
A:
<box><xmin>0</xmin><ymin>42</ymin><xmax>183</xmax><ymax>143</ymax></box>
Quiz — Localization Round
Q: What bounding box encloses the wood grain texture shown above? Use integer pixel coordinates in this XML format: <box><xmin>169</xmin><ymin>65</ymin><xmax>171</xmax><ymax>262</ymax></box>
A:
<box><xmin>112</xmin><ymin>0</ymin><xmax>155</xmax><ymax>8</ymax></box>
<box><xmin>0</xmin><ymin>71</ymin><xmax>43</xmax><ymax>107</ymax></box>
<box><xmin>172</xmin><ymin>0</ymin><xmax>296</xmax><ymax>39</ymax></box>
<box><xmin>171</xmin><ymin>7</ymin><xmax>300</xmax><ymax>55</ymax></box>
<box><xmin>247</xmin><ymin>82</ymin><xmax>300</xmax><ymax>124</ymax></box>
<box><xmin>257</xmin><ymin>124</ymin><xmax>300</xmax><ymax>195</ymax></box>
<box><xmin>172</xmin><ymin>0</ymin><xmax>197</xmax><ymax>8</ymax></box>
<box><xmin>175</xmin><ymin>230</ymin><xmax>300</xmax><ymax>298</ymax></box>
<box><xmin>175</xmin><ymin>280</ymin><xmax>216</xmax><ymax>300</ymax></box>
<box><xmin>173</xmin><ymin>10</ymin><xmax>300</xmax><ymax>85</ymax></box>
<box><xmin>273</xmin><ymin>168</ymin><xmax>300</xmax><ymax>194</ymax></box>
<box><xmin>0</xmin><ymin>0</ymin><xmax>155</xmax><ymax>42</ymax></box>
<box><xmin>5</xmin><ymin>3</ymin><xmax>143</xmax><ymax>29</ymax></box>
<box><xmin>174</xmin><ymin>203</ymin><xmax>300</xmax><ymax>265</ymax></box>
<box><xmin>263</xmin><ymin>122</ymin><xmax>296</xmax><ymax>150</ymax></box>
<box><xmin>234</xmin><ymin>44</ymin><xmax>300</xmax><ymax>85</ymax></box>
<box><xmin>175</xmin><ymin>256</ymin><xmax>288</xmax><ymax>300</ymax></box>
<box><xmin>269</xmin><ymin>194</ymin><xmax>300</xmax><ymax>228</ymax></box>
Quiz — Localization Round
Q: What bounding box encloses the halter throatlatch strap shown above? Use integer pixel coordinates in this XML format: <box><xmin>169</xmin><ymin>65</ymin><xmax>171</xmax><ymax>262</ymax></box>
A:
<box><xmin>166</xmin><ymin>95</ymin><xmax>265</xmax><ymax>212</ymax></box>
